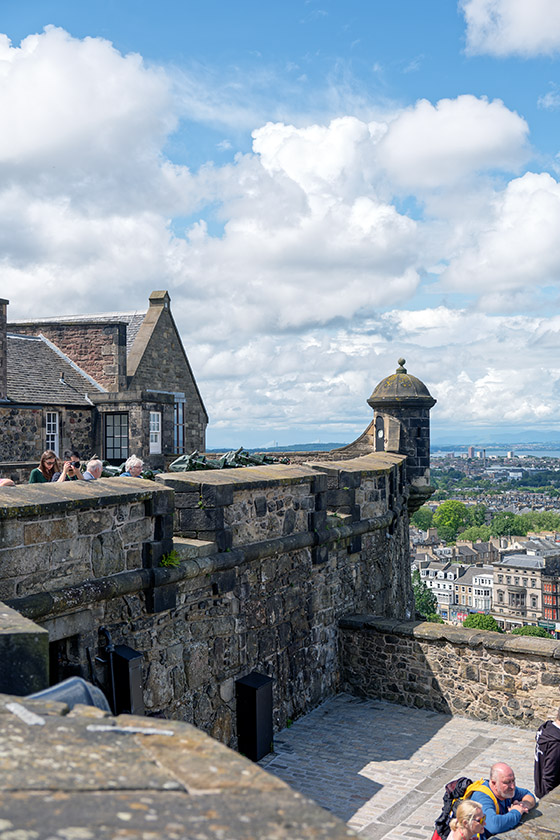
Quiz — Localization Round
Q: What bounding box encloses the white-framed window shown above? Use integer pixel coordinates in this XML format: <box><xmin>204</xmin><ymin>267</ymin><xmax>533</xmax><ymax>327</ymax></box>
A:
<box><xmin>105</xmin><ymin>413</ymin><xmax>129</xmax><ymax>462</ymax></box>
<box><xmin>149</xmin><ymin>411</ymin><xmax>162</xmax><ymax>454</ymax></box>
<box><xmin>45</xmin><ymin>411</ymin><xmax>59</xmax><ymax>455</ymax></box>
<box><xmin>174</xmin><ymin>401</ymin><xmax>185</xmax><ymax>454</ymax></box>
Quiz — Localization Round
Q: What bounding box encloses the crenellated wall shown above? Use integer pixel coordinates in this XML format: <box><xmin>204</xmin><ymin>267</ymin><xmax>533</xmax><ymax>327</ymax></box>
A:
<box><xmin>0</xmin><ymin>453</ymin><xmax>412</xmax><ymax>745</ymax></box>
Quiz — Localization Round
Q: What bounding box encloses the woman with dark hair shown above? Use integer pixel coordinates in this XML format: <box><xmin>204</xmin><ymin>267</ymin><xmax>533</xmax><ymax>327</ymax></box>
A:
<box><xmin>29</xmin><ymin>450</ymin><xmax>61</xmax><ymax>483</ymax></box>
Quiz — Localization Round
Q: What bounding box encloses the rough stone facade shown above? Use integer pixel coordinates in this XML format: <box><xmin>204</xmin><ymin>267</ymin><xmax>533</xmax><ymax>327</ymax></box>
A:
<box><xmin>127</xmin><ymin>294</ymin><xmax>206</xmax><ymax>454</ymax></box>
<box><xmin>340</xmin><ymin>615</ymin><xmax>560</xmax><ymax>727</ymax></box>
<box><xmin>0</xmin><ymin>480</ymin><xmax>173</xmax><ymax>602</ymax></box>
<box><xmin>0</xmin><ymin>405</ymin><xmax>93</xmax><ymax>468</ymax></box>
<box><xmin>1</xmin><ymin>454</ymin><xmax>412</xmax><ymax>745</ymax></box>
<box><xmin>0</xmin><ymin>298</ymin><xmax>7</xmax><ymax>400</ymax></box>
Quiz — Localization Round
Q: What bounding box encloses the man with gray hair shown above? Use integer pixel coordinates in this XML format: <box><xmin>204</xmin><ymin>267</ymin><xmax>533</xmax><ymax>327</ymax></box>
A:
<box><xmin>535</xmin><ymin>707</ymin><xmax>560</xmax><ymax>798</ymax></box>
<box><xmin>470</xmin><ymin>762</ymin><xmax>535</xmax><ymax>836</ymax></box>
<box><xmin>83</xmin><ymin>459</ymin><xmax>103</xmax><ymax>481</ymax></box>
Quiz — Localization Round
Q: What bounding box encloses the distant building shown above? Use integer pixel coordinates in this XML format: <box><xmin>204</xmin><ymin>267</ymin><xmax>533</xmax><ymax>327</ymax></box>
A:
<box><xmin>492</xmin><ymin>555</ymin><xmax>543</xmax><ymax>630</ymax></box>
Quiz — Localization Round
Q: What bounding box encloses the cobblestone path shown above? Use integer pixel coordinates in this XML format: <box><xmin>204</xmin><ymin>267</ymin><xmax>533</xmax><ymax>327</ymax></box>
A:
<box><xmin>259</xmin><ymin>694</ymin><xmax>536</xmax><ymax>840</ymax></box>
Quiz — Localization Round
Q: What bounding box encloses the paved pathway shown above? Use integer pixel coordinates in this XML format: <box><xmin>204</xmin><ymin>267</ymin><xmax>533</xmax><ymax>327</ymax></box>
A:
<box><xmin>259</xmin><ymin>694</ymin><xmax>537</xmax><ymax>840</ymax></box>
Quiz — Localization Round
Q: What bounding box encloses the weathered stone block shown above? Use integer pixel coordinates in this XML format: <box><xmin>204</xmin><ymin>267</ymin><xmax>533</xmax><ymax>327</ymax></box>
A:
<box><xmin>541</xmin><ymin>672</ymin><xmax>560</xmax><ymax>686</ymax></box>
<box><xmin>146</xmin><ymin>583</ymin><xmax>177</xmax><ymax>614</ymax></box>
<box><xmin>77</xmin><ymin>509</ymin><xmax>114</xmax><ymax>536</ymax></box>
<box><xmin>202</xmin><ymin>484</ymin><xmax>234</xmax><ymax>507</ymax></box>
<box><xmin>174</xmin><ymin>491</ymin><xmax>201</xmax><ymax>509</ymax></box>
<box><xmin>184</xmin><ymin>642</ymin><xmax>209</xmax><ymax>688</ymax></box>
<box><xmin>0</xmin><ymin>602</ymin><xmax>49</xmax><ymax>695</ymax></box>
<box><xmin>91</xmin><ymin>531</ymin><xmax>126</xmax><ymax>577</ymax></box>
<box><xmin>118</xmin><ymin>517</ymin><xmax>154</xmax><ymax>546</ymax></box>
<box><xmin>25</xmin><ymin>517</ymin><xmax>77</xmax><ymax>545</ymax></box>
<box><xmin>326</xmin><ymin>489</ymin><xmax>354</xmax><ymax>508</ymax></box>
<box><xmin>339</xmin><ymin>471</ymin><xmax>361</xmax><ymax>489</ymax></box>
<box><xmin>0</xmin><ymin>519</ymin><xmax>23</xmax><ymax>549</ymax></box>
<box><xmin>179</xmin><ymin>508</ymin><xmax>224</xmax><ymax>532</ymax></box>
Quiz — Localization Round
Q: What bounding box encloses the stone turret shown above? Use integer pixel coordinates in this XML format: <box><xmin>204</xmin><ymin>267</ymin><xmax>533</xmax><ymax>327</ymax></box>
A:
<box><xmin>367</xmin><ymin>358</ymin><xmax>436</xmax><ymax>510</ymax></box>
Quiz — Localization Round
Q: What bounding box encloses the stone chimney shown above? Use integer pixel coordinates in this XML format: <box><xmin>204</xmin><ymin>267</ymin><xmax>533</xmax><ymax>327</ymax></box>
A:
<box><xmin>0</xmin><ymin>299</ymin><xmax>8</xmax><ymax>401</ymax></box>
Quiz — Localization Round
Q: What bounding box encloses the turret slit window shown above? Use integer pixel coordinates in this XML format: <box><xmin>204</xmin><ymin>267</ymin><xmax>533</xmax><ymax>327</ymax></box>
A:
<box><xmin>375</xmin><ymin>416</ymin><xmax>384</xmax><ymax>451</ymax></box>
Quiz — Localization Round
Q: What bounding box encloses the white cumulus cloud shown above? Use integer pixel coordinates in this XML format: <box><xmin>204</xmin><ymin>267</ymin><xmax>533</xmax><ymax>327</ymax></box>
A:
<box><xmin>377</xmin><ymin>95</ymin><xmax>529</xmax><ymax>189</ymax></box>
<box><xmin>461</xmin><ymin>0</ymin><xmax>560</xmax><ymax>57</ymax></box>
<box><xmin>440</xmin><ymin>172</ymin><xmax>560</xmax><ymax>306</ymax></box>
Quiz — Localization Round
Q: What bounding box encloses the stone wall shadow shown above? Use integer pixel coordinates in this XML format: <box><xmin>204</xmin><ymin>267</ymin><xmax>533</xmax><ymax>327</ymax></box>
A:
<box><xmin>260</xmin><ymin>691</ymin><xmax>452</xmax><ymax>823</ymax></box>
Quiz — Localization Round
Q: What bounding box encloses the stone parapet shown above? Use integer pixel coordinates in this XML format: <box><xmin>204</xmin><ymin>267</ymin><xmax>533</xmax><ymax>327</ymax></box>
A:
<box><xmin>0</xmin><ymin>692</ymin><xmax>354</xmax><ymax>840</ymax></box>
<box><xmin>0</xmin><ymin>479</ymin><xmax>174</xmax><ymax>601</ymax></box>
<box><xmin>494</xmin><ymin>784</ymin><xmax>560</xmax><ymax>839</ymax></box>
<box><xmin>340</xmin><ymin>615</ymin><xmax>560</xmax><ymax>726</ymax></box>
<box><xmin>1</xmin><ymin>455</ymin><xmax>412</xmax><ymax>744</ymax></box>
<box><xmin>158</xmin><ymin>454</ymin><xmax>406</xmax><ymax>549</ymax></box>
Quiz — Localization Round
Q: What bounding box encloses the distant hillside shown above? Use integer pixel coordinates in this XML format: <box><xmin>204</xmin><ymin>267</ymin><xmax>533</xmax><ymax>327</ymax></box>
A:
<box><xmin>207</xmin><ymin>442</ymin><xmax>348</xmax><ymax>454</ymax></box>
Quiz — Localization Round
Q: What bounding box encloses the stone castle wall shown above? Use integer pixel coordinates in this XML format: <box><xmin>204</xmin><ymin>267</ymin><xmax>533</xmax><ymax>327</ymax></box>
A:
<box><xmin>0</xmin><ymin>454</ymin><xmax>411</xmax><ymax>746</ymax></box>
<box><xmin>0</xmin><ymin>479</ymin><xmax>173</xmax><ymax>602</ymax></box>
<box><xmin>340</xmin><ymin>616</ymin><xmax>560</xmax><ymax>727</ymax></box>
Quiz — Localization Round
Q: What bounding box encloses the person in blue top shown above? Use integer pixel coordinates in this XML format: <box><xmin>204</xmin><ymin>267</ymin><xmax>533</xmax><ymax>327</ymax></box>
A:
<box><xmin>470</xmin><ymin>763</ymin><xmax>536</xmax><ymax>837</ymax></box>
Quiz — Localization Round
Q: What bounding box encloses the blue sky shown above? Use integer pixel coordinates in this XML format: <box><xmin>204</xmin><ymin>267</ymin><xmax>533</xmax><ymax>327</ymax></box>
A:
<box><xmin>3</xmin><ymin>1</ymin><xmax>560</xmax><ymax>446</ymax></box>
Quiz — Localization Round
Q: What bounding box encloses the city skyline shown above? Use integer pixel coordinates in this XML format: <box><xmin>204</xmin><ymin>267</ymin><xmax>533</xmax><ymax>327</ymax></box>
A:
<box><xmin>2</xmin><ymin>1</ymin><xmax>560</xmax><ymax>447</ymax></box>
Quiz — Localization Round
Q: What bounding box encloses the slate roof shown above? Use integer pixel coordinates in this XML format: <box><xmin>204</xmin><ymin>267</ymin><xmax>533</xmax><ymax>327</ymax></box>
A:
<box><xmin>496</xmin><ymin>555</ymin><xmax>545</xmax><ymax>570</ymax></box>
<box><xmin>9</xmin><ymin>311</ymin><xmax>147</xmax><ymax>357</ymax></box>
<box><xmin>6</xmin><ymin>334</ymin><xmax>105</xmax><ymax>406</ymax></box>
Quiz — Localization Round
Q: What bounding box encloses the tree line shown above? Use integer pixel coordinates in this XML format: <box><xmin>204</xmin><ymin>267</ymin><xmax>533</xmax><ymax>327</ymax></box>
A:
<box><xmin>412</xmin><ymin>500</ymin><xmax>560</xmax><ymax>543</ymax></box>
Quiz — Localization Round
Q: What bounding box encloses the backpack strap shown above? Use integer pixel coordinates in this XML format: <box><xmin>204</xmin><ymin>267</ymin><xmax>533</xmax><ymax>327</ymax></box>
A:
<box><xmin>463</xmin><ymin>779</ymin><xmax>500</xmax><ymax>813</ymax></box>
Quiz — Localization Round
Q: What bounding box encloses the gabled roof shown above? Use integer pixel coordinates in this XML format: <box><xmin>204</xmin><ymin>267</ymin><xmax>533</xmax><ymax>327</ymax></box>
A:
<box><xmin>6</xmin><ymin>334</ymin><xmax>105</xmax><ymax>405</ymax></box>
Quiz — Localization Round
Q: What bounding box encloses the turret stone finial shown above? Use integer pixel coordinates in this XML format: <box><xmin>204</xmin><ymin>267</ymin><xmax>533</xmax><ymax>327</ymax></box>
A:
<box><xmin>397</xmin><ymin>358</ymin><xmax>407</xmax><ymax>373</ymax></box>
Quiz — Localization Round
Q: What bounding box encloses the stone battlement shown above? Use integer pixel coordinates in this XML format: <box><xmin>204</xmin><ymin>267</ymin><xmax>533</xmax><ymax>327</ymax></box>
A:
<box><xmin>0</xmin><ymin>454</ymin><xmax>412</xmax><ymax>742</ymax></box>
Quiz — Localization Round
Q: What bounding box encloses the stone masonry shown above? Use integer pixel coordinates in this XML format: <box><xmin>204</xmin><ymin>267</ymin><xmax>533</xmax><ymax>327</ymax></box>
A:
<box><xmin>10</xmin><ymin>321</ymin><xmax>127</xmax><ymax>391</ymax></box>
<box><xmin>341</xmin><ymin>615</ymin><xmax>560</xmax><ymax>727</ymax></box>
<box><xmin>0</xmin><ymin>692</ymin><xmax>354</xmax><ymax>840</ymax></box>
<box><xmin>1</xmin><ymin>454</ymin><xmax>411</xmax><ymax>746</ymax></box>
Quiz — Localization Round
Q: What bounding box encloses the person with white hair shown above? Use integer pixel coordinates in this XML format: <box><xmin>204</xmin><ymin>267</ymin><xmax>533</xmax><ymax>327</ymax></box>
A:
<box><xmin>83</xmin><ymin>459</ymin><xmax>103</xmax><ymax>481</ymax></box>
<box><xmin>121</xmin><ymin>455</ymin><xmax>144</xmax><ymax>477</ymax></box>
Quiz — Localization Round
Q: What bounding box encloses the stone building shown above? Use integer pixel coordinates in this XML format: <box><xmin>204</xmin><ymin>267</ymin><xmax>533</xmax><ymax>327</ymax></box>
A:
<box><xmin>0</xmin><ymin>291</ymin><xmax>207</xmax><ymax>473</ymax></box>
<box><xmin>492</xmin><ymin>555</ymin><xmax>544</xmax><ymax>630</ymax></box>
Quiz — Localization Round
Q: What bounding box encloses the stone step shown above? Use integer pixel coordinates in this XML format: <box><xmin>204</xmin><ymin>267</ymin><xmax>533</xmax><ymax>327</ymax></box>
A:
<box><xmin>172</xmin><ymin>536</ymin><xmax>217</xmax><ymax>560</ymax></box>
